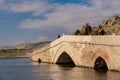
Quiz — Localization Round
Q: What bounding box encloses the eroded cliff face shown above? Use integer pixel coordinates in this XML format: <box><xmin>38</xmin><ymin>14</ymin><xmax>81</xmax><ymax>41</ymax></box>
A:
<box><xmin>72</xmin><ymin>16</ymin><xmax>120</xmax><ymax>35</ymax></box>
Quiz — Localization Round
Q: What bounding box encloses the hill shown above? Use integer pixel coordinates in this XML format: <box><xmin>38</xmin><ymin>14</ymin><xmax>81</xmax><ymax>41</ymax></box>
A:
<box><xmin>0</xmin><ymin>41</ymin><xmax>51</xmax><ymax>57</ymax></box>
<box><xmin>72</xmin><ymin>16</ymin><xmax>120</xmax><ymax>35</ymax></box>
<box><xmin>0</xmin><ymin>41</ymin><xmax>50</xmax><ymax>50</ymax></box>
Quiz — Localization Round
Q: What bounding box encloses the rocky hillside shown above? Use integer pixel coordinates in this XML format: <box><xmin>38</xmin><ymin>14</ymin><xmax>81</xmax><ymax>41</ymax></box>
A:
<box><xmin>72</xmin><ymin>16</ymin><xmax>120</xmax><ymax>35</ymax></box>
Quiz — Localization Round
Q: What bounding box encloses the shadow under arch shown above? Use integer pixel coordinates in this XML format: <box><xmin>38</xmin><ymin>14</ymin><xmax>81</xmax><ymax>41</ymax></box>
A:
<box><xmin>92</xmin><ymin>51</ymin><xmax>110</xmax><ymax>72</ymax></box>
<box><xmin>52</xmin><ymin>43</ymin><xmax>78</xmax><ymax>66</ymax></box>
<box><xmin>94</xmin><ymin>56</ymin><xmax>108</xmax><ymax>72</ymax></box>
<box><xmin>38</xmin><ymin>58</ymin><xmax>41</xmax><ymax>63</ymax></box>
<box><xmin>56</xmin><ymin>52</ymin><xmax>75</xmax><ymax>67</ymax></box>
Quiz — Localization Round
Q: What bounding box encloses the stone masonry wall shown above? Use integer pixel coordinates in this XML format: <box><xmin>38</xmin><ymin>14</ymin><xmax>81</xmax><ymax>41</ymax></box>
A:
<box><xmin>31</xmin><ymin>35</ymin><xmax>120</xmax><ymax>71</ymax></box>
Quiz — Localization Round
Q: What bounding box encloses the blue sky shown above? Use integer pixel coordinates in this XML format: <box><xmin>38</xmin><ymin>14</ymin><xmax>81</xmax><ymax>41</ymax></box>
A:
<box><xmin>0</xmin><ymin>0</ymin><xmax>120</xmax><ymax>45</ymax></box>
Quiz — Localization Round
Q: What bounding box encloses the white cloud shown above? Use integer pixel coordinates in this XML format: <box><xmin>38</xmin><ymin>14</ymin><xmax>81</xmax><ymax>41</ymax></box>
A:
<box><xmin>0</xmin><ymin>0</ymin><xmax>119</xmax><ymax>45</ymax></box>
<box><xmin>19</xmin><ymin>19</ymin><xmax>42</xmax><ymax>29</ymax></box>
<box><xmin>8</xmin><ymin>1</ymin><xmax>54</xmax><ymax>15</ymax></box>
<box><xmin>1</xmin><ymin>0</ymin><xmax>120</xmax><ymax>32</ymax></box>
<box><xmin>19</xmin><ymin>0</ymin><xmax>120</xmax><ymax>32</ymax></box>
<box><xmin>34</xmin><ymin>36</ymin><xmax>48</xmax><ymax>42</ymax></box>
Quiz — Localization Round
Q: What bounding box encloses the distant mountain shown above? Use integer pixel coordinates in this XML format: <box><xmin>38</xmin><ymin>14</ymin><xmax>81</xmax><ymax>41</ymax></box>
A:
<box><xmin>0</xmin><ymin>41</ymin><xmax>51</xmax><ymax>50</ymax></box>
<box><xmin>72</xmin><ymin>16</ymin><xmax>120</xmax><ymax>35</ymax></box>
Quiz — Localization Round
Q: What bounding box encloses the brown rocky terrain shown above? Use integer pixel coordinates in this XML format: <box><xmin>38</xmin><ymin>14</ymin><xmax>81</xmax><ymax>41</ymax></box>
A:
<box><xmin>72</xmin><ymin>16</ymin><xmax>120</xmax><ymax>35</ymax></box>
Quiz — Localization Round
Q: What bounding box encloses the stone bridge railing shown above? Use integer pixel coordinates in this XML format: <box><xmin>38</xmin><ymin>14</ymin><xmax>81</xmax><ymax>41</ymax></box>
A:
<box><xmin>51</xmin><ymin>35</ymin><xmax>120</xmax><ymax>46</ymax></box>
<box><xmin>31</xmin><ymin>35</ymin><xmax>90</xmax><ymax>56</ymax></box>
<box><xmin>31</xmin><ymin>35</ymin><xmax>120</xmax><ymax>57</ymax></box>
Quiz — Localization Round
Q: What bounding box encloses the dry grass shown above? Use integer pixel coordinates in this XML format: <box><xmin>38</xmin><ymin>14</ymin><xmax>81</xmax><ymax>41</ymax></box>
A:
<box><xmin>0</xmin><ymin>52</ymin><xmax>26</xmax><ymax>58</ymax></box>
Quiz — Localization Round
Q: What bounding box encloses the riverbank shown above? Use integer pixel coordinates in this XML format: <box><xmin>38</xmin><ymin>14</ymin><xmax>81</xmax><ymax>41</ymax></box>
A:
<box><xmin>0</xmin><ymin>52</ymin><xmax>30</xmax><ymax>58</ymax></box>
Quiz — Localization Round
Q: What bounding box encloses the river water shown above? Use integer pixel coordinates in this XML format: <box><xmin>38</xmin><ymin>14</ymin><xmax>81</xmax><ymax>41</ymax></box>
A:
<box><xmin>0</xmin><ymin>58</ymin><xmax>120</xmax><ymax>80</ymax></box>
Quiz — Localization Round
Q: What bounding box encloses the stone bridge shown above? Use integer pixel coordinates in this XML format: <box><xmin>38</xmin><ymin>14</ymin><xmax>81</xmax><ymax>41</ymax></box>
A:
<box><xmin>31</xmin><ymin>35</ymin><xmax>120</xmax><ymax>71</ymax></box>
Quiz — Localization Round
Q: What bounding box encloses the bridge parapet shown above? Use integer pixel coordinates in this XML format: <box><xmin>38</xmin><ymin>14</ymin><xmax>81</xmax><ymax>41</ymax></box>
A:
<box><xmin>91</xmin><ymin>35</ymin><xmax>120</xmax><ymax>46</ymax></box>
<box><xmin>32</xmin><ymin>35</ymin><xmax>120</xmax><ymax>56</ymax></box>
<box><xmin>50</xmin><ymin>35</ymin><xmax>91</xmax><ymax>46</ymax></box>
<box><xmin>32</xmin><ymin>35</ymin><xmax>120</xmax><ymax>59</ymax></box>
<box><xmin>51</xmin><ymin>35</ymin><xmax>120</xmax><ymax>47</ymax></box>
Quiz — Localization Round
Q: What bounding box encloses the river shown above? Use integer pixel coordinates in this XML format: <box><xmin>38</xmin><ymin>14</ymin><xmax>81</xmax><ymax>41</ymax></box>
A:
<box><xmin>0</xmin><ymin>58</ymin><xmax>120</xmax><ymax>80</ymax></box>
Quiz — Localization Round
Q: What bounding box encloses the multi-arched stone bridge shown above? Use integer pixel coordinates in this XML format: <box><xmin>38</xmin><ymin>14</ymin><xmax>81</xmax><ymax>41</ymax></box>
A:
<box><xmin>31</xmin><ymin>35</ymin><xmax>120</xmax><ymax>71</ymax></box>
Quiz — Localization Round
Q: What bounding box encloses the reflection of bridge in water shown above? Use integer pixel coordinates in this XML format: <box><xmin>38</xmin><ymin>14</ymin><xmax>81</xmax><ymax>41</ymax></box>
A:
<box><xmin>31</xmin><ymin>35</ymin><xmax>120</xmax><ymax>71</ymax></box>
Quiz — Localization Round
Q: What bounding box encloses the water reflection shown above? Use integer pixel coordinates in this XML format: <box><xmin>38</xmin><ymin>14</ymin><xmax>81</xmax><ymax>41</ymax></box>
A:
<box><xmin>32</xmin><ymin>61</ymin><xmax>120</xmax><ymax>80</ymax></box>
<box><xmin>0</xmin><ymin>58</ymin><xmax>120</xmax><ymax>80</ymax></box>
<box><xmin>31</xmin><ymin>61</ymin><xmax>40</xmax><ymax>66</ymax></box>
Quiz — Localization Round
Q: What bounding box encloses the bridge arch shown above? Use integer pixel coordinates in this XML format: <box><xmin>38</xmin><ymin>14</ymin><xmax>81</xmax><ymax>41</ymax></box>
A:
<box><xmin>56</xmin><ymin>51</ymin><xmax>75</xmax><ymax>65</ymax></box>
<box><xmin>52</xmin><ymin>44</ymin><xmax>77</xmax><ymax>65</ymax></box>
<box><xmin>92</xmin><ymin>51</ymin><xmax>110</xmax><ymax>70</ymax></box>
<box><xmin>38</xmin><ymin>58</ymin><xmax>41</xmax><ymax>62</ymax></box>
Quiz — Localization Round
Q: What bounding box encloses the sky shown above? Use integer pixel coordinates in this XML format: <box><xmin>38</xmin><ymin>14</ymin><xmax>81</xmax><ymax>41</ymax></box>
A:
<box><xmin>0</xmin><ymin>0</ymin><xmax>120</xmax><ymax>46</ymax></box>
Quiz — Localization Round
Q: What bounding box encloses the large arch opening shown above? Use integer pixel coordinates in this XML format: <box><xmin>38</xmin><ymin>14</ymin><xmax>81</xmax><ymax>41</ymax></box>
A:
<box><xmin>94</xmin><ymin>56</ymin><xmax>108</xmax><ymax>72</ymax></box>
<box><xmin>56</xmin><ymin>52</ymin><xmax>75</xmax><ymax>67</ymax></box>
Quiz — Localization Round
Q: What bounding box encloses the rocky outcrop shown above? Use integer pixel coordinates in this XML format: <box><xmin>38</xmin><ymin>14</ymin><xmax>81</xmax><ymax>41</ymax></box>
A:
<box><xmin>72</xmin><ymin>23</ymin><xmax>92</xmax><ymax>35</ymax></box>
<box><xmin>80</xmin><ymin>23</ymin><xmax>92</xmax><ymax>35</ymax></box>
<box><xmin>72</xmin><ymin>29</ymin><xmax>81</xmax><ymax>35</ymax></box>
<box><xmin>72</xmin><ymin>16</ymin><xmax>120</xmax><ymax>35</ymax></box>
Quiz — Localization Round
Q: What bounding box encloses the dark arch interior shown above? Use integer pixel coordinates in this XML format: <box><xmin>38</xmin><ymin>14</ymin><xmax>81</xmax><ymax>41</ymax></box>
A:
<box><xmin>94</xmin><ymin>56</ymin><xmax>108</xmax><ymax>72</ymax></box>
<box><xmin>38</xmin><ymin>58</ymin><xmax>41</xmax><ymax>63</ymax></box>
<box><xmin>56</xmin><ymin>52</ymin><xmax>75</xmax><ymax>67</ymax></box>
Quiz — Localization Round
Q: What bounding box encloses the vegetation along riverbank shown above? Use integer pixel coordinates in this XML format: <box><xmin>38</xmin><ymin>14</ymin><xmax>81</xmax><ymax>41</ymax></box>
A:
<box><xmin>0</xmin><ymin>49</ymin><xmax>31</xmax><ymax>58</ymax></box>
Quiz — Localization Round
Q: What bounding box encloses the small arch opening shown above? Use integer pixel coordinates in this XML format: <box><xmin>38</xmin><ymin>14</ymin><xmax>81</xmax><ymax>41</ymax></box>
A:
<box><xmin>94</xmin><ymin>56</ymin><xmax>108</xmax><ymax>72</ymax></box>
<box><xmin>56</xmin><ymin>52</ymin><xmax>75</xmax><ymax>67</ymax></box>
<box><xmin>38</xmin><ymin>58</ymin><xmax>41</xmax><ymax>63</ymax></box>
